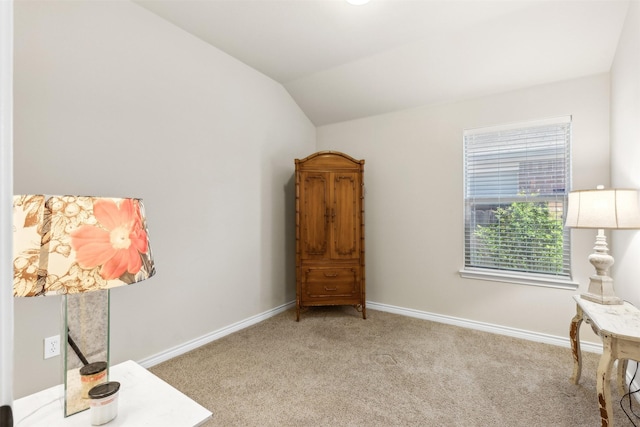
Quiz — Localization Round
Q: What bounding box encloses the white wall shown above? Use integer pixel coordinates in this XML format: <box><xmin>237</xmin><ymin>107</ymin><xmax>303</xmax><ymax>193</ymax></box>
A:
<box><xmin>611</xmin><ymin>1</ymin><xmax>640</xmax><ymax>306</ymax></box>
<box><xmin>317</xmin><ymin>74</ymin><xmax>610</xmax><ymax>341</ymax></box>
<box><xmin>13</xmin><ymin>0</ymin><xmax>629</xmax><ymax>401</ymax></box>
<box><xmin>13</xmin><ymin>1</ymin><xmax>315</xmax><ymax>397</ymax></box>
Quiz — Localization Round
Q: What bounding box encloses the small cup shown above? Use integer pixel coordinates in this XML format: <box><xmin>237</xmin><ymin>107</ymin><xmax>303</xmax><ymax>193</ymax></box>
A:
<box><xmin>88</xmin><ymin>381</ymin><xmax>120</xmax><ymax>425</ymax></box>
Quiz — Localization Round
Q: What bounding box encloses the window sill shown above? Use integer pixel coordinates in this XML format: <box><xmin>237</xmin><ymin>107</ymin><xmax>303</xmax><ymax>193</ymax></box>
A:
<box><xmin>459</xmin><ymin>268</ymin><xmax>579</xmax><ymax>290</ymax></box>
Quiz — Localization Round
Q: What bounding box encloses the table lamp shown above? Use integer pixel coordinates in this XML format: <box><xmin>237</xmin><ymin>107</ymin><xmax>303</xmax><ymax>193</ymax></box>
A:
<box><xmin>565</xmin><ymin>186</ymin><xmax>640</xmax><ymax>304</ymax></box>
<box><xmin>12</xmin><ymin>195</ymin><xmax>155</xmax><ymax>416</ymax></box>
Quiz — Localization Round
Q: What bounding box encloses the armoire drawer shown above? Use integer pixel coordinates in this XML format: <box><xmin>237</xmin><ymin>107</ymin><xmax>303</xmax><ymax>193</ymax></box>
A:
<box><xmin>302</xmin><ymin>267</ymin><xmax>359</xmax><ymax>298</ymax></box>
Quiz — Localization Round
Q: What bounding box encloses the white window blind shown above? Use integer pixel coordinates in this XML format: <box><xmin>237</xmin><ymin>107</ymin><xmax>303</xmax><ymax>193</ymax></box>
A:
<box><xmin>463</xmin><ymin>117</ymin><xmax>571</xmax><ymax>280</ymax></box>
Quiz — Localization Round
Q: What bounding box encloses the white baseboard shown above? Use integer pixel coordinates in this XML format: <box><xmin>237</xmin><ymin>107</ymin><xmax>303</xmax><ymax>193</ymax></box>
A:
<box><xmin>138</xmin><ymin>299</ymin><xmax>605</xmax><ymax>365</ymax></box>
<box><xmin>137</xmin><ymin>301</ymin><xmax>295</xmax><ymax>369</ymax></box>
<box><xmin>138</xmin><ymin>300</ymin><xmax>639</xmax><ymax>401</ymax></box>
<box><xmin>138</xmin><ymin>299</ymin><xmax>602</xmax><ymax>370</ymax></box>
<box><xmin>368</xmin><ymin>302</ymin><xmax>640</xmax><ymax>402</ymax></box>
<box><xmin>366</xmin><ymin>301</ymin><xmax>604</xmax><ymax>354</ymax></box>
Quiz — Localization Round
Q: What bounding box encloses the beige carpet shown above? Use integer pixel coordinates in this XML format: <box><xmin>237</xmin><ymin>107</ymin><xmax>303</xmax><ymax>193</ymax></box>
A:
<box><xmin>150</xmin><ymin>306</ymin><xmax>638</xmax><ymax>426</ymax></box>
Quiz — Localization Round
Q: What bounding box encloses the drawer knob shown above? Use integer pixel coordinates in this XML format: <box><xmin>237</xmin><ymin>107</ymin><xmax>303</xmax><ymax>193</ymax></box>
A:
<box><xmin>324</xmin><ymin>286</ymin><xmax>337</xmax><ymax>291</ymax></box>
<box><xmin>324</xmin><ymin>273</ymin><xmax>338</xmax><ymax>277</ymax></box>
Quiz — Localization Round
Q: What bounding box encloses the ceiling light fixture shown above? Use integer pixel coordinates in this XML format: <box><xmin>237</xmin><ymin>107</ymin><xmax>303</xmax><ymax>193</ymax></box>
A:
<box><xmin>346</xmin><ymin>0</ymin><xmax>370</xmax><ymax>5</ymax></box>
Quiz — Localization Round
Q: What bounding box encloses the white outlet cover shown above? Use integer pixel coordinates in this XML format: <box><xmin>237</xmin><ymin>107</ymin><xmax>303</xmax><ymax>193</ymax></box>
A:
<box><xmin>44</xmin><ymin>335</ymin><xmax>60</xmax><ymax>359</ymax></box>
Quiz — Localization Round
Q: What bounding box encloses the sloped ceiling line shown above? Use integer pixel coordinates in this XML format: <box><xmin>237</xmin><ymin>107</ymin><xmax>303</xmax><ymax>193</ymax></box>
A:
<box><xmin>134</xmin><ymin>0</ymin><xmax>630</xmax><ymax>126</ymax></box>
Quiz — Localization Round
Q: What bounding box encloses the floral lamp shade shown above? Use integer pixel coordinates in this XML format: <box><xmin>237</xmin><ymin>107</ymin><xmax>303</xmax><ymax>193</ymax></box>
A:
<box><xmin>13</xmin><ymin>195</ymin><xmax>155</xmax><ymax>297</ymax></box>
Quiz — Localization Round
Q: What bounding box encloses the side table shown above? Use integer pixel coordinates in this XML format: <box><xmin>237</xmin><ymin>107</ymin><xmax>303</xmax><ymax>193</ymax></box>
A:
<box><xmin>13</xmin><ymin>360</ymin><xmax>212</xmax><ymax>426</ymax></box>
<box><xmin>570</xmin><ymin>295</ymin><xmax>640</xmax><ymax>427</ymax></box>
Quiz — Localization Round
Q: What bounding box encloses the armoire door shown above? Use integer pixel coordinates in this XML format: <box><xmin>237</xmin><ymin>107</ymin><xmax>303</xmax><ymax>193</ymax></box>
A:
<box><xmin>330</xmin><ymin>173</ymin><xmax>360</xmax><ymax>260</ymax></box>
<box><xmin>300</xmin><ymin>171</ymin><xmax>360</xmax><ymax>261</ymax></box>
<box><xmin>300</xmin><ymin>171</ymin><xmax>330</xmax><ymax>260</ymax></box>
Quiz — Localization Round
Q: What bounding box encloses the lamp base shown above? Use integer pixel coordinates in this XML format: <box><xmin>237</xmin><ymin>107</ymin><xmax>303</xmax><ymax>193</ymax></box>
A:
<box><xmin>64</xmin><ymin>290</ymin><xmax>110</xmax><ymax>417</ymax></box>
<box><xmin>581</xmin><ymin>275</ymin><xmax>623</xmax><ymax>305</ymax></box>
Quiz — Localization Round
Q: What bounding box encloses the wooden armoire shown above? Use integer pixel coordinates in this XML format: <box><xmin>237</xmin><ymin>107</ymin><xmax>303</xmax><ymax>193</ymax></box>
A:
<box><xmin>295</xmin><ymin>151</ymin><xmax>365</xmax><ymax>321</ymax></box>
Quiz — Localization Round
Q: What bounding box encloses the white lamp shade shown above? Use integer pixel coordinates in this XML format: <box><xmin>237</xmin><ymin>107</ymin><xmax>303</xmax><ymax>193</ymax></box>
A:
<box><xmin>565</xmin><ymin>188</ymin><xmax>640</xmax><ymax>229</ymax></box>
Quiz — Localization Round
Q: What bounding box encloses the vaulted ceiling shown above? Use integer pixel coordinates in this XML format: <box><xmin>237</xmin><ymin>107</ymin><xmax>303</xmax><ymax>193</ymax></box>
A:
<box><xmin>134</xmin><ymin>0</ymin><xmax>630</xmax><ymax>126</ymax></box>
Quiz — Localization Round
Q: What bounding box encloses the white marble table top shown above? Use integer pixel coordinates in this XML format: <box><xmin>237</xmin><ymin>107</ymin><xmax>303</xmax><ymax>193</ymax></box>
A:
<box><xmin>13</xmin><ymin>360</ymin><xmax>212</xmax><ymax>426</ymax></box>
<box><xmin>574</xmin><ymin>295</ymin><xmax>640</xmax><ymax>342</ymax></box>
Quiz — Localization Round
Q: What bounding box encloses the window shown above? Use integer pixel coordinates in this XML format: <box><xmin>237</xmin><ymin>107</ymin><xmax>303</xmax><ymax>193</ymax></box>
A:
<box><xmin>462</xmin><ymin>117</ymin><xmax>574</xmax><ymax>287</ymax></box>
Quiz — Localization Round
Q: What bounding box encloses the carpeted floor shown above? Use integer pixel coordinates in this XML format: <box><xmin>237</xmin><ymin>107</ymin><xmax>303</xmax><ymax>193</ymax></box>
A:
<box><xmin>150</xmin><ymin>306</ymin><xmax>639</xmax><ymax>426</ymax></box>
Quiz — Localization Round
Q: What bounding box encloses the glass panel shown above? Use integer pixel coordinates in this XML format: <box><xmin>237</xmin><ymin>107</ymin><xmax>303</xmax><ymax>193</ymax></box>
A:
<box><xmin>64</xmin><ymin>290</ymin><xmax>110</xmax><ymax>417</ymax></box>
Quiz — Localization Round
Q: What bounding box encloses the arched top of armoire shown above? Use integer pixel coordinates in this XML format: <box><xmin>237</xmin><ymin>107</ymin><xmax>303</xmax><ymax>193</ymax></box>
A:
<box><xmin>295</xmin><ymin>151</ymin><xmax>364</xmax><ymax>171</ymax></box>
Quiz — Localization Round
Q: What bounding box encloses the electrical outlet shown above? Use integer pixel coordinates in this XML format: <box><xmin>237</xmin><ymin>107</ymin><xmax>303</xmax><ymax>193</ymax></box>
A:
<box><xmin>44</xmin><ymin>335</ymin><xmax>60</xmax><ymax>359</ymax></box>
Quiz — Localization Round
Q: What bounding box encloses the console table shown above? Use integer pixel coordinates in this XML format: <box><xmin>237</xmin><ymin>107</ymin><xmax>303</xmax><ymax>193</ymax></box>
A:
<box><xmin>13</xmin><ymin>360</ymin><xmax>212</xmax><ymax>426</ymax></box>
<box><xmin>569</xmin><ymin>295</ymin><xmax>640</xmax><ymax>427</ymax></box>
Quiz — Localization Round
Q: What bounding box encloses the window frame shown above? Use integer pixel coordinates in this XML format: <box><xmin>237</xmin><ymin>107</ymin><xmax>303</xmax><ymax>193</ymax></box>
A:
<box><xmin>460</xmin><ymin>116</ymin><xmax>578</xmax><ymax>289</ymax></box>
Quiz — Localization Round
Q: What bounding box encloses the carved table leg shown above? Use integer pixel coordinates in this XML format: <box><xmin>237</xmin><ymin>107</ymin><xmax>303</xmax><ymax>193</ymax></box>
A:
<box><xmin>617</xmin><ymin>359</ymin><xmax>628</xmax><ymax>397</ymax></box>
<box><xmin>597</xmin><ymin>334</ymin><xmax>615</xmax><ymax>427</ymax></box>
<box><xmin>570</xmin><ymin>304</ymin><xmax>584</xmax><ymax>384</ymax></box>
